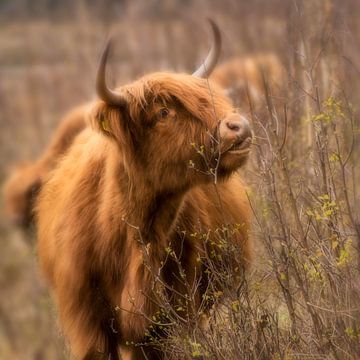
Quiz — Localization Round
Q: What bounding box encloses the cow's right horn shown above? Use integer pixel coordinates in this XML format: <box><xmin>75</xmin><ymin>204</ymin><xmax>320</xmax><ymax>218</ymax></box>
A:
<box><xmin>192</xmin><ymin>19</ymin><xmax>222</xmax><ymax>78</ymax></box>
<box><xmin>96</xmin><ymin>38</ymin><xmax>127</xmax><ymax>107</ymax></box>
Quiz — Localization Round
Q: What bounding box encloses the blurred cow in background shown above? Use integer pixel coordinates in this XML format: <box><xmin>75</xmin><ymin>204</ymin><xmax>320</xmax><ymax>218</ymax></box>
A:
<box><xmin>211</xmin><ymin>53</ymin><xmax>284</xmax><ymax>108</ymax></box>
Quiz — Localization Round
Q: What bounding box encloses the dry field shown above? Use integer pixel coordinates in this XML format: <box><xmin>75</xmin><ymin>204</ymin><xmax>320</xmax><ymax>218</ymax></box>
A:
<box><xmin>0</xmin><ymin>1</ymin><xmax>360</xmax><ymax>359</ymax></box>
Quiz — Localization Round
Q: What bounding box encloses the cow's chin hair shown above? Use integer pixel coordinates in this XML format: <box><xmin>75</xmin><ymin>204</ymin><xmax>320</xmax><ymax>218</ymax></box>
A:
<box><xmin>216</xmin><ymin>152</ymin><xmax>250</xmax><ymax>179</ymax></box>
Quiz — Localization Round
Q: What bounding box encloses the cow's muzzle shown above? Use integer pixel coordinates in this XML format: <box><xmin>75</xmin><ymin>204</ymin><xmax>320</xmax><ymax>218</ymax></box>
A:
<box><xmin>219</xmin><ymin>113</ymin><xmax>253</xmax><ymax>155</ymax></box>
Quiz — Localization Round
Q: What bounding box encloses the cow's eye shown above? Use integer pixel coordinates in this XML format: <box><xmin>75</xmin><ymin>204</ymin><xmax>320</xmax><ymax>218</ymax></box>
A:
<box><xmin>159</xmin><ymin>108</ymin><xmax>169</xmax><ymax>118</ymax></box>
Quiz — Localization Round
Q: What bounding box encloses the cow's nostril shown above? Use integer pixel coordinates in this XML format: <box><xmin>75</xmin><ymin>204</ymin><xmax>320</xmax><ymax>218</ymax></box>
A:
<box><xmin>226</xmin><ymin>122</ymin><xmax>241</xmax><ymax>132</ymax></box>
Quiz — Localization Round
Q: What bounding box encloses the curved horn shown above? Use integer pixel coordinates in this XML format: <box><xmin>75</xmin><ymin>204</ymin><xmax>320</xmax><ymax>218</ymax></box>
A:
<box><xmin>192</xmin><ymin>19</ymin><xmax>222</xmax><ymax>78</ymax></box>
<box><xmin>96</xmin><ymin>38</ymin><xmax>127</xmax><ymax>107</ymax></box>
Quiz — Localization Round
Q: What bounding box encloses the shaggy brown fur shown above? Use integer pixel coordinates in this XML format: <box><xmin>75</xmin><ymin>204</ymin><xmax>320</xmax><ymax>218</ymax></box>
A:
<box><xmin>3</xmin><ymin>104</ymin><xmax>87</xmax><ymax>228</ymax></box>
<box><xmin>211</xmin><ymin>53</ymin><xmax>284</xmax><ymax>106</ymax></box>
<box><xmin>36</xmin><ymin>72</ymin><xmax>252</xmax><ymax>359</ymax></box>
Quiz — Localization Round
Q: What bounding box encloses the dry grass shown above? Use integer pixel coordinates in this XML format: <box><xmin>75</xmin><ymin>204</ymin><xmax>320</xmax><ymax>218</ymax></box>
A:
<box><xmin>0</xmin><ymin>1</ymin><xmax>360</xmax><ymax>359</ymax></box>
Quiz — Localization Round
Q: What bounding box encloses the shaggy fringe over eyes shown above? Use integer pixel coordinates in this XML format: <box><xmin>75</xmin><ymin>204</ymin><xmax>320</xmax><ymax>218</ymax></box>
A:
<box><xmin>114</xmin><ymin>73</ymin><xmax>234</xmax><ymax>123</ymax></box>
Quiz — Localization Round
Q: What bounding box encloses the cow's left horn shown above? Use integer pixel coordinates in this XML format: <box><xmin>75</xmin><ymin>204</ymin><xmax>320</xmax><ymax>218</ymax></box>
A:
<box><xmin>96</xmin><ymin>38</ymin><xmax>127</xmax><ymax>107</ymax></box>
<box><xmin>192</xmin><ymin>19</ymin><xmax>222</xmax><ymax>78</ymax></box>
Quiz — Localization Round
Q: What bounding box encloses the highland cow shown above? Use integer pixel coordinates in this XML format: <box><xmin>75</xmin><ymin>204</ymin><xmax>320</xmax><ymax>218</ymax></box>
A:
<box><xmin>3</xmin><ymin>104</ymin><xmax>87</xmax><ymax>229</ymax></box>
<box><xmin>2</xmin><ymin>48</ymin><xmax>275</xmax><ymax>233</ymax></box>
<box><xmin>36</xmin><ymin>21</ymin><xmax>253</xmax><ymax>360</ymax></box>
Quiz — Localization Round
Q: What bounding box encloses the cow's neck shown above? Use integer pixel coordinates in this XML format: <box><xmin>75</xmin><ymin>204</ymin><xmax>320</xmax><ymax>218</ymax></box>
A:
<box><xmin>118</xmin><ymin>164</ymin><xmax>187</xmax><ymax>249</ymax></box>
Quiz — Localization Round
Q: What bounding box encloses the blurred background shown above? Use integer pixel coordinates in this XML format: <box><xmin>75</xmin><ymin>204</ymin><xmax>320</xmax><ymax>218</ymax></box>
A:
<box><xmin>1</xmin><ymin>0</ymin><xmax>360</xmax><ymax>359</ymax></box>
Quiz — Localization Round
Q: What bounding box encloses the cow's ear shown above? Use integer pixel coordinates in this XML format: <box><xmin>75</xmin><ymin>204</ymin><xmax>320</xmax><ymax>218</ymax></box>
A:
<box><xmin>97</xmin><ymin>111</ymin><xmax>112</xmax><ymax>134</ymax></box>
<box><xmin>90</xmin><ymin>104</ymin><xmax>117</xmax><ymax>136</ymax></box>
<box><xmin>90</xmin><ymin>104</ymin><xmax>136</xmax><ymax>146</ymax></box>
